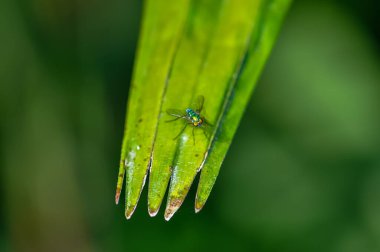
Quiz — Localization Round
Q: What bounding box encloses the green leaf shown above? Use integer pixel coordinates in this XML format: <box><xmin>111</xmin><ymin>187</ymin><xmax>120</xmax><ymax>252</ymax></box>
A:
<box><xmin>116</xmin><ymin>0</ymin><xmax>292</xmax><ymax>220</ymax></box>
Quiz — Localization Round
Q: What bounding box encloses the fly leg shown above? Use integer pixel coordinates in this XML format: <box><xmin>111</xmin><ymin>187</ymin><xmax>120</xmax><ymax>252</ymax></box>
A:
<box><xmin>203</xmin><ymin>128</ymin><xmax>208</xmax><ymax>139</ymax></box>
<box><xmin>192</xmin><ymin>127</ymin><xmax>196</xmax><ymax>145</ymax></box>
<box><xmin>173</xmin><ymin>123</ymin><xmax>188</xmax><ymax>140</ymax></box>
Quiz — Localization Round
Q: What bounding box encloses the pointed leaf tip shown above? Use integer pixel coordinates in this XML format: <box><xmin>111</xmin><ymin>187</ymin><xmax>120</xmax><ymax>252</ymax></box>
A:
<box><xmin>147</xmin><ymin>171</ymin><xmax>171</xmax><ymax>218</ymax></box>
<box><xmin>115</xmin><ymin>189</ymin><xmax>121</xmax><ymax>205</ymax></box>
<box><xmin>164</xmin><ymin>212</ymin><xmax>172</xmax><ymax>221</ymax></box>
<box><xmin>148</xmin><ymin>204</ymin><xmax>159</xmax><ymax>217</ymax></box>
<box><xmin>194</xmin><ymin>196</ymin><xmax>204</xmax><ymax>213</ymax></box>
<box><xmin>125</xmin><ymin>205</ymin><xmax>137</xmax><ymax>220</ymax></box>
<box><xmin>164</xmin><ymin>197</ymin><xmax>184</xmax><ymax>221</ymax></box>
<box><xmin>148</xmin><ymin>210</ymin><xmax>158</xmax><ymax>217</ymax></box>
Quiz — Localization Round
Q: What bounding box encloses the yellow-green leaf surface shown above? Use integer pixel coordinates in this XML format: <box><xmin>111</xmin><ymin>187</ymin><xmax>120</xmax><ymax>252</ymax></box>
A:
<box><xmin>116</xmin><ymin>0</ymin><xmax>292</xmax><ymax>220</ymax></box>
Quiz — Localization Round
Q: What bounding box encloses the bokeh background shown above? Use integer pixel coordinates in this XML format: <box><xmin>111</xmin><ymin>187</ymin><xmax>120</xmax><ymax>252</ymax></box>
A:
<box><xmin>1</xmin><ymin>0</ymin><xmax>380</xmax><ymax>251</ymax></box>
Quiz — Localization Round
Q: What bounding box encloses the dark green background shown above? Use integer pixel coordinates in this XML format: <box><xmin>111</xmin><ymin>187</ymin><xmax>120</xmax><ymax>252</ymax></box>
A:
<box><xmin>1</xmin><ymin>0</ymin><xmax>379</xmax><ymax>251</ymax></box>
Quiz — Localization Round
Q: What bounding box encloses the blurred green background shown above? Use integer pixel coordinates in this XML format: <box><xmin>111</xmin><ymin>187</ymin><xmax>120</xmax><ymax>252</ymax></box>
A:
<box><xmin>1</xmin><ymin>0</ymin><xmax>380</xmax><ymax>251</ymax></box>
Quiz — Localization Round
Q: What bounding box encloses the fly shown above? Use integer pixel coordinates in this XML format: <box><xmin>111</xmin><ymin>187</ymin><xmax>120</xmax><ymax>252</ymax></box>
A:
<box><xmin>166</xmin><ymin>95</ymin><xmax>213</xmax><ymax>144</ymax></box>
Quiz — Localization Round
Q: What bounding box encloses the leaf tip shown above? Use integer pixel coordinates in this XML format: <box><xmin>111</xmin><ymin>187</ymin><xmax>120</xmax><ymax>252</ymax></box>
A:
<box><xmin>194</xmin><ymin>203</ymin><xmax>203</xmax><ymax>213</ymax></box>
<box><xmin>115</xmin><ymin>189</ymin><xmax>121</xmax><ymax>205</ymax></box>
<box><xmin>164</xmin><ymin>197</ymin><xmax>183</xmax><ymax>221</ymax></box>
<box><xmin>147</xmin><ymin>195</ymin><xmax>162</xmax><ymax>217</ymax></box>
<box><xmin>148</xmin><ymin>207</ymin><xmax>159</xmax><ymax>217</ymax></box>
<box><xmin>125</xmin><ymin>205</ymin><xmax>137</xmax><ymax>220</ymax></box>
<box><xmin>194</xmin><ymin>194</ymin><xmax>205</xmax><ymax>213</ymax></box>
<box><xmin>164</xmin><ymin>214</ymin><xmax>172</xmax><ymax>221</ymax></box>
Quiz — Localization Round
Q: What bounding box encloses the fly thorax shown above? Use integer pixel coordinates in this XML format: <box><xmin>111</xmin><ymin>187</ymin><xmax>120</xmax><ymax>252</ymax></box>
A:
<box><xmin>186</xmin><ymin>108</ymin><xmax>195</xmax><ymax>117</ymax></box>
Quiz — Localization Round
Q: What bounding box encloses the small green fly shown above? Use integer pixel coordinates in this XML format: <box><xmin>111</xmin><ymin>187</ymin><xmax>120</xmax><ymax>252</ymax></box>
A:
<box><xmin>166</xmin><ymin>95</ymin><xmax>213</xmax><ymax>144</ymax></box>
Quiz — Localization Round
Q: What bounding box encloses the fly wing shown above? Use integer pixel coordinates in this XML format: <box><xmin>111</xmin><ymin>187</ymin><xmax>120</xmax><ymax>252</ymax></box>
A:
<box><xmin>194</xmin><ymin>95</ymin><xmax>204</xmax><ymax>113</ymax></box>
<box><xmin>166</xmin><ymin>109</ymin><xmax>186</xmax><ymax>118</ymax></box>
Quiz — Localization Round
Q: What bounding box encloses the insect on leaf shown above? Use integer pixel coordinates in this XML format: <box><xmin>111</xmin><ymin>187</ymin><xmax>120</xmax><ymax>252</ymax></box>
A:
<box><xmin>116</xmin><ymin>0</ymin><xmax>292</xmax><ymax>220</ymax></box>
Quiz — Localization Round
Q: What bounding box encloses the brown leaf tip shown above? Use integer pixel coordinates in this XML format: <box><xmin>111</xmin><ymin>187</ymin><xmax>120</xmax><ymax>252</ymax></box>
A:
<box><xmin>115</xmin><ymin>188</ymin><xmax>121</xmax><ymax>205</ymax></box>
<box><xmin>148</xmin><ymin>208</ymin><xmax>159</xmax><ymax>217</ymax></box>
<box><xmin>148</xmin><ymin>202</ymin><xmax>160</xmax><ymax>217</ymax></box>
<box><xmin>164</xmin><ymin>198</ymin><xmax>183</xmax><ymax>221</ymax></box>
